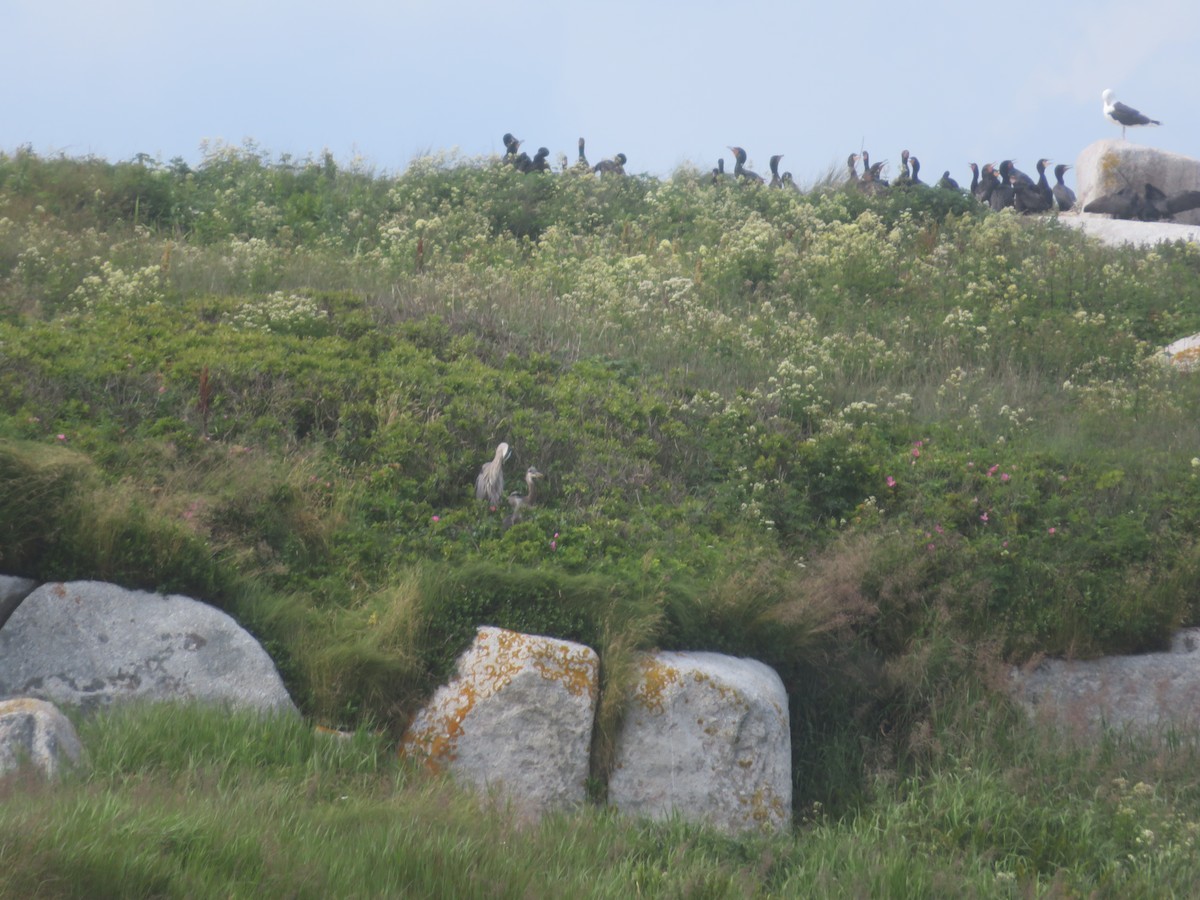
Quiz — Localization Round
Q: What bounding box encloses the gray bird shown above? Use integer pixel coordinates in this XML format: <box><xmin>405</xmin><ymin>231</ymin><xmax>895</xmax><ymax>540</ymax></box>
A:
<box><xmin>502</xmin><ymin>466</ymin><xmax>544</xmax><ymax>528</ymax></box>
<box><xmin>475</xmin><ymin>442</ymin><xmax>512</xmax><ymax>506</ymax></box>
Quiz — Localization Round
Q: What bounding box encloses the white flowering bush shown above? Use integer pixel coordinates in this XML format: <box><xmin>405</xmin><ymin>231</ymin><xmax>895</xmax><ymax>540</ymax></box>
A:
<box><xmin>224</xmin><ymin>291</ymin><xmax>327</xmax><ymax>336</ymax></box>
<box><xmin>70</xmin><ymin>259</ymin><xmax>165</xmax><ymax>312</ymax></box>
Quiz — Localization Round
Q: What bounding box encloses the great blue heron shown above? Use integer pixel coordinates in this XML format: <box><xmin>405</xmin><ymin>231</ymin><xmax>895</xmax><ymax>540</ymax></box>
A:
<box><xmin>502</xmin><ymin>466</ymin><xmax>543</xmax><ymax>529</ymax></box>
<box><xmin>475</xmin><ymin>442</ymin><xmax>511</xmax><ymax>506</ymax></box>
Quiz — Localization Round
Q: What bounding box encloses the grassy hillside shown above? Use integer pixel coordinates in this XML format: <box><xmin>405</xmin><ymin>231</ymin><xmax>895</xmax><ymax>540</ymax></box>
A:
<box><xmin>4</xmin><ymin>144</ymin><xmax>1200</xmax><ymax>894</ymax></box>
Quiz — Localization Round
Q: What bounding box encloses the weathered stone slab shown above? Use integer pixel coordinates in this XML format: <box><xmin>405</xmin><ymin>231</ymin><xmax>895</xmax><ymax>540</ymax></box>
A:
<box><xmin>1076</xmin><ymin>140</ymin><xmax>1200</xmax><ymax>225</ymax></box>
<box><xmin>608</xmin><ymin>651</ymin><xmax>791</xmax><ymax>834</ymax></box>
<box><xmin>400</xmin><ymin>626</ymin><xmax>599</xmax><ymax>815</ymax></box>
<box><xmin>1162</xmin><ymin>333</ymin><xmax>1200</xmax><ymax>372</ymax></box>
<box><xmin>0</xmin><ymin>575</ymin><xmax>38</xmax><ymax>631</ymax></box>
<box><xmin>0</xmin><ymin>697</ymin><xmax>85</xmax><ymax>779</ymax></box>
<box><xmin>1011</xmin><ymin>628</ymin><xmax>1200</xmax><ymax>734</ymax></box>
<box><xmin>0</xmin><ymin>581</ymin><xmax>296</xmax><ymax>715</ymax></box>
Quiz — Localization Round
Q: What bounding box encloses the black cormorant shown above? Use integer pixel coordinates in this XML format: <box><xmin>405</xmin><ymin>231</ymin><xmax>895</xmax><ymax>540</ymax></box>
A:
<box><xmin>593</xmin><ymin>152</ymin><xmax>627</xmax><ymax>176</ymax></box>
<box><xmin>991</xmin><ymin>161</ymin><xmax>1016</xmax><ymax>209</ymax></box>
<box><xmin>729</xmin><ymin>146</ymin><xmax>764</xmax><ymax>184</ymax></box>
<box><xmin>1053</xmin><ymin>164</ymin><xmax>1076</xmax><ymax>212</ymax></box>
<box><xmin>769</xmin><ymin>154</ymin><xmax>784</xmax><ymax>188</ymax></box>
<box><xmin>937</xmin><ymin>170</ymin><xmax>961</xmax><ymax>191</ymax></box>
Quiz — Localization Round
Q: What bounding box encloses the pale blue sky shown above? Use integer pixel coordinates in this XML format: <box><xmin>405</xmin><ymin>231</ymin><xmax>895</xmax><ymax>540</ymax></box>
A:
<box><xmin>5</xmin><ymin>0</ymin><xmax>1200</xmax><ymax>187</ymax></box>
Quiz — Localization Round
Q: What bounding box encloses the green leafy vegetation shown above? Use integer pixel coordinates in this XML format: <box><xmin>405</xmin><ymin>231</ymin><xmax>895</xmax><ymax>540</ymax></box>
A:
<box><xmin>4</xmin><ymin>143</ymin><xmax>1200</xmax><ymax>894</ymax></box>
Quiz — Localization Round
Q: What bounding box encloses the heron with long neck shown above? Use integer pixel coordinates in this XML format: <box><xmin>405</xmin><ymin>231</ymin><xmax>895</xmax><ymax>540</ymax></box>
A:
<box><xmin>503</xmin><ymin>466</ymin><xmax>544</xmax><ymax>528</ymax></box>
<box><xmin>475</xmin><ymin>442</ymin><xmax>512</xmax><ymax>506</ymax></box>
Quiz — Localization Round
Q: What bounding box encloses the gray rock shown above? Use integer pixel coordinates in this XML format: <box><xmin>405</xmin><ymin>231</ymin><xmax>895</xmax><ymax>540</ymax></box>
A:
<box><xmin>1011</xmin><ymin>629</ymin><xmax>1200</xmax><ymax>734</ymax></box>
<box><xmin>0</xmin><ymin>697</ymin><xmax>85</xmax><ymax>779</ymax></box>
<box><xmin>0</xmin><ymin>581</ymin><xmax>296</xmax><ymax>715</ymax></box>
<box><xmin>400</xmin><ymin>626</ymin><xmax>599</xmax><ymax>816</ymax></box>
<box><xmin>1161</xmin><ymin>333</ymin><xmax>1200</xmax><ymax>372</ymax></box>
<box><xmin>0</xmin><ymin>575</ymin><xmax>38</xmax><ymax>631</ymax></box>
<box><xmin>1058</xmin><ymin>213</ymin><xmax>1200</xmax><ymax>247</ymax></box>
<box><xmin>608</xmin><ymin>651</ymin><xmax>792</xmax><ymax>834</ymax></box>
<box><xmin>1075</xmin><ymin>140</ymin><xmax>1200</xmax><ymax>225</ymax></box>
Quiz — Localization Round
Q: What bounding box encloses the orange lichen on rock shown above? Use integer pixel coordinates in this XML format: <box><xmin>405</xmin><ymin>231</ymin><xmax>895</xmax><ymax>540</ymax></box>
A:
<box><xmin>399</xmin><ymin>627</ymin><xmax>599</xmax><ymax>774</ymax></box>
<box><xmin>632</xmin><ymin>658</ymin><xmax>682</xmax><ymax>714</ymax></box>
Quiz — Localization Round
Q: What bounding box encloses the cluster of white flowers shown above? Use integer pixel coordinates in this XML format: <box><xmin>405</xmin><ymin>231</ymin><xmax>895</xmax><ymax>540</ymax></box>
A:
<box><xmin>70</xmin><ymin>259</ymin><xmax>164</xmax><ymax>311</ymax></box>
<box><xmin>224</xmin><ymin>291</ymin><xmax>324</xmax><ymax>333</ymax></box>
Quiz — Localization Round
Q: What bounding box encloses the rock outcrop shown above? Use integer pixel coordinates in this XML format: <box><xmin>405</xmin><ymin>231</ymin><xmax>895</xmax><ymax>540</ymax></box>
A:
<box><xmin>0</xmin><ymin>575</ymin><xmax>37</xmax><ymax>631</ymax></box>
<box><xmin>608</xmin><ymin>651</ymin><xmax>792</xmax><ymax>834</ymax></box>
<box><xmin>0</xmin><ymin>697</ymin><xmax>85</xmax><ymax>779</ymax></box>
<box><xmin>1076</xmin><ymin>140</ymin><xmax>1200</xmax><ymax>226</ymax></box>
<box><xmin>400</xmin><ymin>626</ymin><xmax>599</xmax><ymax>815</ymax></box>
<box><xmin>1162</xmin><ymin>333</ymin><xmax>1200</xmax><ymax>372</ymax></box>
<box><xmin>0</xmin><ymin>581</ymin><xmax>296</xmax><ymax>715</ymax></box>
<box><xmin>1012</xmin><ymin>629</ymin><xmax>1200</xmax><ymax>735</ymax></box>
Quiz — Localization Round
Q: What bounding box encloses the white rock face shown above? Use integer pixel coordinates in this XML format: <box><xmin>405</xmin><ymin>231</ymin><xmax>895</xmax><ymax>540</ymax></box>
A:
<box><xmin>400</xmin><ymin>626</ymin><xmax>599</xmax><ymax>815</ymax></box>
<box><xmin>608</xmin><ymin>651</ymin><xmax>791</xmax><ymax>834</ymax></box>
<box><xmin>0</xmin><ymin>581</ymin><xmax>296</xmax><ymax>715</ymax></box>
<box><xmin>1058</xmin><ymin>213</ymin><xmax>1200</xmax><ymax>248</ymax></box>
<box><xmin>1162</xmin><ymin>333</ymin><xmax>1200</xmax><ymax>372</ymax></box>
<box><xmin>0</xmin><ymin>697</ymin><xmax>85</xmax><ymax>779</ymax></box>
<box><xmin>1076</xmin><ymin>139</ymin><xmax>1200</xmax><ymax>225</ymax></box>
<box><xmin>1012</xmin><ymin>629</ymin><xmax>1200</xmax><ymax>734</ymax></box>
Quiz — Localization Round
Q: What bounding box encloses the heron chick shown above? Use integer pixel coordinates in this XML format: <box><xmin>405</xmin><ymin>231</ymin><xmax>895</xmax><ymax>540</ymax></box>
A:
<box><xmin>475</xmin><ymin>442</ymin><xmax>512</xmax><ymax>506</ymax></box>
<box><xmin>503</xmin><ymin>466</ymin><xmax>544</xmax><ymax>529</ymax></box>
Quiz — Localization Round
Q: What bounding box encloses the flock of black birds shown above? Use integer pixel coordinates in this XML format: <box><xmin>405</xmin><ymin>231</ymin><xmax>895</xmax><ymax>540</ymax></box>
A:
<box><xmin>717</xmin><ymin>146</ymin><xmax>1084</xmax><ymax>217</ymax></box>
<box><xmin>503</xmin><ymin>134</ymin><xmax>626</xmax><ymax>176</ymax></box>
<box><xmin>499</xmin><ymin>84</ymin><xmax>1200</xmax><ymax>224</ymax></box>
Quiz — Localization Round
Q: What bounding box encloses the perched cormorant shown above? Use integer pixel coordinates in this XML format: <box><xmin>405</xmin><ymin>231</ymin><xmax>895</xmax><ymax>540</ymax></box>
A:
<box><xmin>846</xmin><ymin>152</ymin><xmax>860</xmax><ymax>185</ymax></box>
<box><xmin>575</xmin><ymin>137</ymin><xmax>590</xmax><ymax>172</ymax></box>
<box><xmin>712</xmin><ymin>157</ymin><xmax>731</xmax><ymax>184</ymax></box>
<box><xmin>729</xmin><ymin>146</ymin><xmax>764</xmax><ymax>184</ymax></box>
<box><xmin>526</xmin><ymin>147</ymin><xmax>551</xmax><ymax>173</ymax></box>
<box><xmin>1035</xmin><ymin>159</ymin><xmax>1053</xmax><ymax>209</ymax></box>
<box><xmin>593</xmin><ymin>152</ymin><xmax>627</xmax><ymax>176</ymax></box>
<box><xmin>503</xmin><ymin>133</ymin><xmax>533</xmax><ymax>172</ymax></box>
<box><xmin>894</xmin><ymin>149</ymin><xmax>912</xmax><ymax>186</ymax></box>
<box><xmin>1052</xmin><ymin>164</ymin><xmax>1076</xmax><ymax>212</ymax></box>
<box><xmin>1012</xmin><ymin>159</ymin><xmax>1052</xmax><ymax>214</ymax></box>
<box><xmin>1084</xmin><ymin>183</ymin><xmax>1200</xmax><ymax>221</ymax></box>
<box><xmin>502</xmin><ymin>133</ymin><xmax>525</xmax><ymax>168</ymax></box>
<box><xmin>1006</xmin><ymin>160</ymin><xmax>1035</xmax><ymax>188</ymax></box>
<box><xmin>769</xmin><ymin>154</ymin><xmax>784</xmax><ymax>188</ymax></box>
<box><xmin>937</xmin><ymin>170</ymin><xmax>961</xmax><ymax>191</ymax></box>
<box><xmin>1102</xmin><ymin>89</ymin><xmax>1161</xmax><ymax>139</ymax></box>
<box><xmin>908</xmin><ymin>155</ymin><xmax>923</xmax><ymax>185</ymax></box>
<box><xmin>991</xmin><ymin>161</ymin><xmax>1016</xmax><ymax>210</ymax></box>
<box><xmin>970</xmin><ymin>163</ymin><xmax>1000</xmax><ymax>206</ymax></box>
